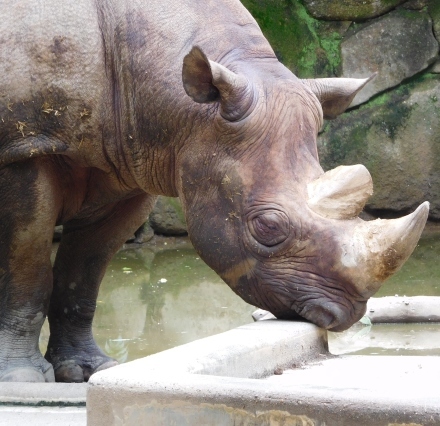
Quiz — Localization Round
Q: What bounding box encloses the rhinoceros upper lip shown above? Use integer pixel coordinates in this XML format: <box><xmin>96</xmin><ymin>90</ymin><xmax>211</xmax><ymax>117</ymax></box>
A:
<box><xmin>293</xmin><ymin>302</ymin><xmax>349</xmax><ymax>330</ymax></box>
<box><xmin>304</xmin><ymin>309</ymin><xmax>337</xmax><ymax>329</ymax></box>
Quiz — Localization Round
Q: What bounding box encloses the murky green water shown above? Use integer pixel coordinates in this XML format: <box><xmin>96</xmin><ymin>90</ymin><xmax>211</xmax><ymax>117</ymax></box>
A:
<box><xmin>40</xmin><ymin>237</ymin><xmax>255</xmax><ymax>362</ymax></box>
<box><xmin>39</xmin><ymin>224</ymin><xmax>440</xmax><ymax>362</ymax></box>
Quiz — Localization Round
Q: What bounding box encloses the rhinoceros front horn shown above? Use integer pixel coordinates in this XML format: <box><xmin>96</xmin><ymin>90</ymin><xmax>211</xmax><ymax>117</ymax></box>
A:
<box><xmin>345</xmin><ymin>201</ymin><xmax>429</xmax><ymax>296</ymax></box>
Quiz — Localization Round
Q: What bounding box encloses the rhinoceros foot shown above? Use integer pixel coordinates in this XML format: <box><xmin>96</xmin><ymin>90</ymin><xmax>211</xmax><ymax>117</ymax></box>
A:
<box><xmin>45</xmin><ymin>342</ymin><xmax>118</xmax><ymax>383</ymax></box>
<box><xmin>0</xmin><ymin>356</ymin><xmax>55</xmax><ymax>383</ymax></box>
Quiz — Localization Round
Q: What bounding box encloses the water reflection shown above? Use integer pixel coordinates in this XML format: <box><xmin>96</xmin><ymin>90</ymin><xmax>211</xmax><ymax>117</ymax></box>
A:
<box><xmin>329</xmin><ymin>323</ymin><xmax>440</xmax><ymax>356</ymax></box>
<box><xmin>42</xmin><ymin>237</ymin><xmax>254</xmax><ymax>362</ymax></box>
<box><xmin>39</xmin><ymin>225</ymin><xmax>440</xmax><ymax>362</ymax></box>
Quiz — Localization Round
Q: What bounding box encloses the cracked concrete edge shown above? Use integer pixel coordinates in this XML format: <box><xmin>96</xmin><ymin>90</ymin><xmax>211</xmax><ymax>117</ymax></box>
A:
<box><xmin>0</xmin><ymin>383</ymin><xmax>87</xmax><ymax>406</ymax></box>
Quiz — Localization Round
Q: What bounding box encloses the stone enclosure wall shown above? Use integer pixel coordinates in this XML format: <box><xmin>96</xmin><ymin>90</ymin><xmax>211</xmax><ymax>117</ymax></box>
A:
<box><xmin>150</xmin><ymin>0</ymin><xmax>440</xmax><ymax>236</ymax></box>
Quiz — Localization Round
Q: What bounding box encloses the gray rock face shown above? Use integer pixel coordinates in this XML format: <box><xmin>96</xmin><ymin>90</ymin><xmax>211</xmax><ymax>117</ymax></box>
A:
<box><xmin>341</xmin><ymin>9</ymin><xmax>439</xmax><ymax>106</ymax></box>
<box><xmin>318</xmin><ymin>75</ymin><xmax>440</xmax><ymax>220</ymax></box>
<box><xmin>132</xmin><ymin>223</ymin><xmax>155</xmax><ymax>243</ymax></box>
<box><xmin>149</xmin><ymin>196</ymin><xmax>187</xmax><ymax>236</ymax></box>
<box><xmin>433</xmin><ymin>60</ymin><xmax>440</xmax><ymax>73</ymax></box>
<box><xmin>303</xmin><ymin>0</ymin><xmax>406</xmax><ymax>21</ymax></box>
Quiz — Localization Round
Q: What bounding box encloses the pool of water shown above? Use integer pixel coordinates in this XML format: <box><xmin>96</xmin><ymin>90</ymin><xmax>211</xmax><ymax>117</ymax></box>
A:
<box><xmin>329</xmin><ymin>322</ymin><xmax>440</xmax><ymax>356</ymax></box>
<box><xmin>40</xmin><ymin>237</ymin><xmax>255</xmax><ymax>362</ymax></box>
<box><xmin>39</xmin><ymin>224</ymin><xmax>440</xmax><ymax>362</ymax></box>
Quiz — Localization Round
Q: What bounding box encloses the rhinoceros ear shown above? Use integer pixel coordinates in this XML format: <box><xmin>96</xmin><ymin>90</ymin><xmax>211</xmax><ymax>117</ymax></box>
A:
<box><xmin>182</xmin><ymin>46</ymin><xmax>255</xmax><ymax>121</ymax></box>
<box><xmin>302</xmin><ymin>74</ymin><xmax>376</xmax><ymax>119</ymax></box>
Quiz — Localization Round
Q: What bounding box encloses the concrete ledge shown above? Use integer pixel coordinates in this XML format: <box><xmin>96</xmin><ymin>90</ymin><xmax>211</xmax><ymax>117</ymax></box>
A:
<box><xmin>0</xmin><ymin>383</ymin><xmax>86</xmax><ymax>407</ymax></box>
<box><xmin>263</xmin><ymin>355</ymin><xmax>440</xmax><ymax>425</ymax></box>
<box><xmin>89</xmin><ymin>320</ymin><xmax>326</xmax><ymax>380</ymax></box>
<box><xmin>367</xmin><ymin>296</ymin><xmax>440</xmax><ymax>322</ymax></box>
<box><xmin>88</xmin><ymin>321</ymin><xmax>327</xmax><ymax>425</ymax></box>
<box><xmin>87</xmin><ymin>320</ymin><xmax>440</xmax><ymax>426</ymax></box>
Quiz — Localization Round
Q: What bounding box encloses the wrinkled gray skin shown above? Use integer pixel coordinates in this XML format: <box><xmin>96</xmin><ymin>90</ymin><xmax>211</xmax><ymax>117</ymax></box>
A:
<box><xmin>0</xmin><ymin>0</ymin><xmax>416</xmax><ymax>383</ymax></box>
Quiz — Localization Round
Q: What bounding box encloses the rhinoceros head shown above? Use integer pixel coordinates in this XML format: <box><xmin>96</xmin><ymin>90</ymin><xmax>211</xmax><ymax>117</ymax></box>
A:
<box><xmin>178</xmin><ymin>47</ymin><xmax>428</xmax><ymax>331</ymax></box>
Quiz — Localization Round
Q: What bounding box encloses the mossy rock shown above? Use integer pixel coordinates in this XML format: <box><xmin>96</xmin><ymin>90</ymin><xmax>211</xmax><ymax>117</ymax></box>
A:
<box><xmin>149</xmin><ymin>196</ymin><xmax>187</xmax><ymax>236</ymax></box>
<box><xmin>341</xmin><ymin>9</ymin><xmax>438</xmax><ymax>106</ymax></box>
<box><xmin>428</xmin><ymin>0</ymin><xmax>440</xmax><ymax>42</ymax></box>
<box><xmin>402</xmin><ymin>0</ymin><xmax>429</xmax><ymax>10</ymax></box>
<box><xmin>303</xmin><ymin>0</ymin><xmax>407</xmax><ymax>21</ymax></box>
<box><xmin>318</xmin><ymin>75</ymin><xmax>440</xmax><ymax>219</ymax></box>
<box><xmin>241</xmin><ymin>0</ymin><xmax>346</xmax><ymax>77</ymax></box>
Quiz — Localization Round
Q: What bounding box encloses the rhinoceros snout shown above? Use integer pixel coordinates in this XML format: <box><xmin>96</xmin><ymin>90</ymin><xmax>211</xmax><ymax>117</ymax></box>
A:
<box><xmin>295</xmin><ymin>300</ymin><xmax>366</xmax><ymax>332</ymax></box>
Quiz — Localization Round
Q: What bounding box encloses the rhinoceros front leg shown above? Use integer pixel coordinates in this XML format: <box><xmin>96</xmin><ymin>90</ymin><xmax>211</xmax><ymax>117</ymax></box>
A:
<box><xmin>0</xmin><ymin>159</ymin><xmax>61</xmax><ymax>382</ymax></box>
<box><xmin>45</xmin><ymin>193</ymin><xmax>155</xmax><ymax>383</ymax></box>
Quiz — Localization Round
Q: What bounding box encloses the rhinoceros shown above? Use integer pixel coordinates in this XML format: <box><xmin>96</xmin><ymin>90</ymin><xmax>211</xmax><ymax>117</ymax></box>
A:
<box><xmin>0</xmin><ymin>0</ymin><xmax>428</xmax><ymax>383</ymax></box>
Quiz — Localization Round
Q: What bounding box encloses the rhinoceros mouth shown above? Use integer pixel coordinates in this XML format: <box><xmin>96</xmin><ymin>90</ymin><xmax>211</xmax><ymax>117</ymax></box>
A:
<box><xmin>291</xmin><ymin>300</ymin><xmax>367</xmax><ymax>332</ymax></box>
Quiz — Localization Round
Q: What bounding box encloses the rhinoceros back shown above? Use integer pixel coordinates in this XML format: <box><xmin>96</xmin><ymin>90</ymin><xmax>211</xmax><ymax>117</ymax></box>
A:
<box><xmin>0</xmin><ymin>0</ymin><xmax>274</xmax><ymax>169</ymax></box>
<box><xmin>0</xmin><ymin>0</ymin><xmax>105</xmax><ymax>165</ymax></box>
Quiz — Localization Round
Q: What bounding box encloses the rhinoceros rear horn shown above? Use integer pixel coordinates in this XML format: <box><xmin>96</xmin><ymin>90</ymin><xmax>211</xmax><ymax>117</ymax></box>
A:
<box><xmin>307</xmin><ymin>165</ymin><xmax>373</xmax><ymax>220</ymax></box>
<box><xmin>182</xmin><ymin>46</ymin><xmax>255</xmax><ymax>121</ymax></box>
<box><xmin>302</xmin><ymin>74</ymin><xmax>376</xmax><ymax>119</ymax></box>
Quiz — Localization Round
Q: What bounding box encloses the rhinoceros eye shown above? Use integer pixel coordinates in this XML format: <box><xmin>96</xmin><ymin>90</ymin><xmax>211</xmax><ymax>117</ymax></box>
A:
<box><xmin>249</xmin><ymin>210</ymin><xmax>290</xmax><ymax>247</ymax></box>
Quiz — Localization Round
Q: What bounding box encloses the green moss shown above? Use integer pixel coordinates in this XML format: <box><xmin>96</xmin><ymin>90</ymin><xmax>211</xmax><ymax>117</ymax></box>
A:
<box><xmin>428</xmin><ymin>0</ymin><xmax>440</xmax><ymax>40</ymax></box>
<box><xmin>378</xmin><ymin>102</ymin><xmax>413</xmax><ymax>140</ymax></box>
<box><xmin>241</xmin><ymin>0</ymin><xmax>342</xmax><ymax>77</ymax></box>
<box><xmin>319</xmin><ymin>31</ymin><xmax>342</xmax><ymax>73</ymax></box>
<box><xmin>428</xmin><ymin>0</ymin><xmax>440</xmax><ymax>17</ymax></box>
<box><xmin>365</xmin><ymin>84</ymin><xmax>410</xmax><ymax>109</ymax></box>
<box><xmin>322</xmin><ymin>124</ymin><xmax>368</xmax><ymax>168</ymax></box>
<box><xmin>363</xmin><ymin>72</ymin><xmax>437</xmax><ymax>109</ymax></box>
<box><xmin>395</xmin><ymin>6</ymin><xmax>427</xmax><ymax>19</ymax></box>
